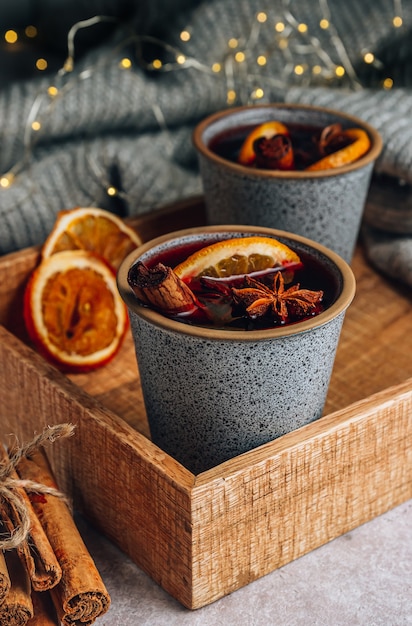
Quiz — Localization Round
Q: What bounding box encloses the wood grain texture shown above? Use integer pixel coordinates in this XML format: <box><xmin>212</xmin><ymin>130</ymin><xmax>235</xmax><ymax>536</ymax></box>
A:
<box><xmin>0</xmin><ymin>197</ymin><xmax>411</xmax><ymax>609</ymax></box>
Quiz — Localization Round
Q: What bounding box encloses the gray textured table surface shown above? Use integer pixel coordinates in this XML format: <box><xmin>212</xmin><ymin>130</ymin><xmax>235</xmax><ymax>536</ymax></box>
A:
<box><xmin>77</xmin><ymin>499</ymin><xmax>412</xmax><ymax>626</ymax></box>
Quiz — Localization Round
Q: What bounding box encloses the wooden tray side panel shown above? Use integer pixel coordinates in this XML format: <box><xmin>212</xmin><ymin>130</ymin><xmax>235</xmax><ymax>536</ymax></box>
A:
<box><xmin>0</xmin><ymin>325</ymin><xmax>196</xmax><ymax>608</ymax></box>
<box><xmin>190</xmin><ymin>386</ymin><xmax>412</xmax><ymax>608</ymax></box>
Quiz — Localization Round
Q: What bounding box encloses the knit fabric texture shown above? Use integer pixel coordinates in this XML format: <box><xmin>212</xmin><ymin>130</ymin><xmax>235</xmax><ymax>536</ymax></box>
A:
<box><xmin>1</xmin><ymin>0</ymin><xmax>412</xmax><ymax>286</ymax></box>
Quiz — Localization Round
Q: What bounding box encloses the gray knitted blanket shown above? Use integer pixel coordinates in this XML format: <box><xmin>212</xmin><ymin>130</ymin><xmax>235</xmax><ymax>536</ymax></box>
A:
<box><xmin>1</xmin><ymin>0</ymin><xmax>412</xmax><ymax>287</ymax></box>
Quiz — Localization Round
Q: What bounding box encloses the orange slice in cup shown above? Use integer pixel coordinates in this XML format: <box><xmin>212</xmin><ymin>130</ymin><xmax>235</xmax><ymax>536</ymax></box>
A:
<box><xmin>238</xmin><ymin>121</ymin><xmax>290</xmax><ymax>165</ymax></box>
<box><xmin>174</xmin><ymin>236</ymin><xmax>301</xmax><ymax>281</ymax></box>
<box><xmin>42</xmin><ymin>207</ymin><xmax>142</xmax><ymax>270</ymax></box>
<box><xmin>23</xmin><ymin>250</ymin><xmax>128</xmax><ymax>372</ymax></box>
<box><xmin>306</xmin><ymin>128</ymin><xmax>371</xmax><ymax>171</ymax></box>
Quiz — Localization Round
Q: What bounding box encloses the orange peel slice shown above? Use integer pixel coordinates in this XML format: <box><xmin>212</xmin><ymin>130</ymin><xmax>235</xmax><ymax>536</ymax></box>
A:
<box><xmin>305</xmin><ymin>128</ymin><xmax>371</xmax><ymax>171</ymax></box>
<box><xmin>238</xmin><ymin>121</ymin><xmax>289</xmax><ymax>165</ymax></box>
<box><xmin>42</xmin><ymin>207</ymin><xmax>142</xmax><ymax>270</ymax></box>
<box><xmin>174</xmin><ymin>236</ymin><xmax>300</xmax><ymax>281</ymax></box>
<box><xmin>24</xmin><ymin>250</ymin><xmax>128</xmax><ymax>372</ymax></box>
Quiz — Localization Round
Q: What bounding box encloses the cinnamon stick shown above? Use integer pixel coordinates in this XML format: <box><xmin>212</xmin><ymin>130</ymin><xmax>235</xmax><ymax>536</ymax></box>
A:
<box><xmin>0</xmin><ymin>551</ymin><xmax>11</xmax><ymax>606</ymax></box>
<box><xmin>0</xmin><ymin>446</ymin><xmax>62</xmax><ymax>592</ymax></box>
<box><xmin>0</xmin><ymin>549</ymin><xmax>33</xmax><ymax>625</ymax></box>
<box><xmin>128</xmin><ymin>261</ymin><xmax>198</xmax><ymax>314</ymax></box>
<box><xmin>17</xmin><ymin>450</ymin><xmax>110</xmax><ymax>626</ymax></box>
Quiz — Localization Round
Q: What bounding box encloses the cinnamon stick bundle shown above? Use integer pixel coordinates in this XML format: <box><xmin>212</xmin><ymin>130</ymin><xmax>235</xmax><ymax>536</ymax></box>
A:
<box><xmin>0</xmin><ymin>446</ymin><xmax>62</xmax><ymax>592</ymax></box>
<box><xmin>0</xmin><ymin>551</ymin><xmax>11</xmax><ymax>606</ymax></box>
<box><xmin>0</xmin><ymin>549</ymin><xmax>33</xmax><ymax>625</ymax></box>
<box><xmin>17</xmin><ymin>450</ymin><xmax>110</xmax><ymax>626</ymax></box>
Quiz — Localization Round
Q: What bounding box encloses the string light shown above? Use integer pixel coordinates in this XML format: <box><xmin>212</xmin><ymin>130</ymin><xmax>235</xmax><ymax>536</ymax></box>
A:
<box><xmin>180</xmin><ymin>30</ymin><xmax>191</xmax><ymax>41</ymax></box>
<box><xmin>35</xmin><ymin>58</ymin><xmax>48</xmax><ymax>71</ymax></box>
<box><xmin>25</xmin><ymin>25</ymin><xmax>37</xmax><ymax>38</ymax></box>
<box><xmin>227</xmin><ymin>89</ymin><xmax>236</xmax><ymax>104</ymax></box>
<box><xmin>0</xmin><ymin>173</ymin><xmax>15</xmax><ymax>188</ymax></box>
<box><xmin>119</xmin><ymin>57</ymin><xmax>132</xmax><ymax>69</ymax></box>
<box><xmin>0</xmin><ymin>4</ymin><xmax>407</xmax><ymax>196</ymax></box>
<box><xmin>252</xmin><ymin>88</ymin><xmax>264</xmax><ymax>99</ymax></box>
<box><xmin>5</xmin><ymin>30</ymin><xmax>18</xmax><ymax>44</ymax></box>
<box><xmin>363</xmin><ymin>52</ymin><xmax>375</xmax><ymax>64</ymax></box>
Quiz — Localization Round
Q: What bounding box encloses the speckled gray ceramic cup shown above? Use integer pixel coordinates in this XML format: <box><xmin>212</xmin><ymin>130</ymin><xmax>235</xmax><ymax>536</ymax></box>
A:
<box><xmin>118</xmin><ymin>225</ymin><xmax>355</xmax><ymax>475</ymax></box>
<box><xmin>193</xmin><ymin>104</ymin><xmax>382</xmax><ymax>262</ymax></box>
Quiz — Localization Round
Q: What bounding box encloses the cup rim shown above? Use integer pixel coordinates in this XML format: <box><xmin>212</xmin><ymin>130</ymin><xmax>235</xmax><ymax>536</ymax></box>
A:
<box><xmin>117</xmin><ymin>225</ymin><xmax>356</xmax><ymax>341</ymax></box>
<box><xmin>192</xmin><ymin>102</ymin><xmax>383</xmax><ymax>179</ymax></box>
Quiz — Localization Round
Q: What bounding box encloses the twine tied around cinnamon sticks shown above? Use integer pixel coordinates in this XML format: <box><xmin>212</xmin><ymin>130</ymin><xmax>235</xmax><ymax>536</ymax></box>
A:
<box><xmin>0</xmin><ymin>423</ymin><xmax>74</xmax><ymax>551</ymax></box>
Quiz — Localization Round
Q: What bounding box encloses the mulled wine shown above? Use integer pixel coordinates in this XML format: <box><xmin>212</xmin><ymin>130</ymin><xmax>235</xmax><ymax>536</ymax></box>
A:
<box><xmin>208</xmin><ymin>122</ymin><xmax>353</xmax><ymax>170</ymax></box>
<box><xmin>128</xmin><ymin>236</ymin><xmax>341</xmax><ymax>331</ymax></box>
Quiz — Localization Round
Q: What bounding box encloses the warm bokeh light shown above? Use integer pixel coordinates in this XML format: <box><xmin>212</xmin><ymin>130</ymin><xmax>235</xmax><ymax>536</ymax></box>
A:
<box><xmin>35</xmin><ymin>58</ymin><xmax>48</xmax><ymax>71</ymax></box>
<box><xmin>252</xmin><ymin>88</ymin><xmax>264</xmax><ymax>99</ymax></box>
<box><xmin>5</xmin><ymin>30</ymin><xmax>18</xmax><ymax>44</ymax></box>
<box><xmin>180</xmin><ymin>30</ymin><xmax>191</xmax><ymax>41</ymax></box>
<box><xmin>227</xmin><ymin>89</ymin><xmax>236</xmax><ymax>104</ymax></box>
<box><xmin>25</xmin><ymin>25</ymin><xmax>38</xmax><ymax>38</ymax></box>
<box><xmin>363</xmin><ymin>52</ymin><xmax>375</xmax><ymax>64</ymax></box>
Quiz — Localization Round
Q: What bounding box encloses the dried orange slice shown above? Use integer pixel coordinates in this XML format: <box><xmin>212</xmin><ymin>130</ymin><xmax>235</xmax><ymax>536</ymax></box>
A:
<box><xmin>174</xmin><ymin>236</ymin><xmax>300</xmax><ymax>281</ymax></box>
<box><xmin>306</xmin><ymin>128</ymin><xmax>371</xmax><ymax>171</ymax></box>
<box><xmin>238</xmin><ymin>121</ymin><xmax>289</xmax><ymax>165</ymax></box>
<box><xmin>24</xmin><ymin>250</ymin><xmax>128</xmax><ymax>372</ymax></box>
<box><xmin>42</xmin><ymin>207</ymin><xmax>142</xmax><ymax>270</ymax></box>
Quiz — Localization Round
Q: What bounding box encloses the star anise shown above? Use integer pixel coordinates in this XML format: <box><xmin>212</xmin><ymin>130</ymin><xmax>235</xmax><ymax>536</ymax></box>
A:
<box><xmin>231</xmin><ymin>271</ymin><xmax>323</xmax><ymax>323</ymax></box>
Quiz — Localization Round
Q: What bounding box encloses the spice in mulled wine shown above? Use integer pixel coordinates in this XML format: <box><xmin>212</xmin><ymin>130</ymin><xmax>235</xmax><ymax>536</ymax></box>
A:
<box><xmin>127</xmin><ymin>237</ymin><xmax>339</xmax><ymax>331</ymax></box>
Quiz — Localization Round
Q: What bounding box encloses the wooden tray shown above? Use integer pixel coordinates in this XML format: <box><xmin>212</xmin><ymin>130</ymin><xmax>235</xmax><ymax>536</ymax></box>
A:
<box><xmin>0</xmin><ymin>197</ymin><xmax>411</xmax><ymax>610</ymax></box>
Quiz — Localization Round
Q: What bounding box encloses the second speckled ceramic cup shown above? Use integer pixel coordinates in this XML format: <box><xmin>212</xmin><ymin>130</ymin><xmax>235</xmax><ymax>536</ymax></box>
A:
<box><xmin>193</xmin><ymin>104</ymin><xmax>382</xmax><ymax>262</ymax></box>
<box><xmin>118</xmin><ymin>225</ymin><xmax>355</xmax><ymax>475</ymax></box>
